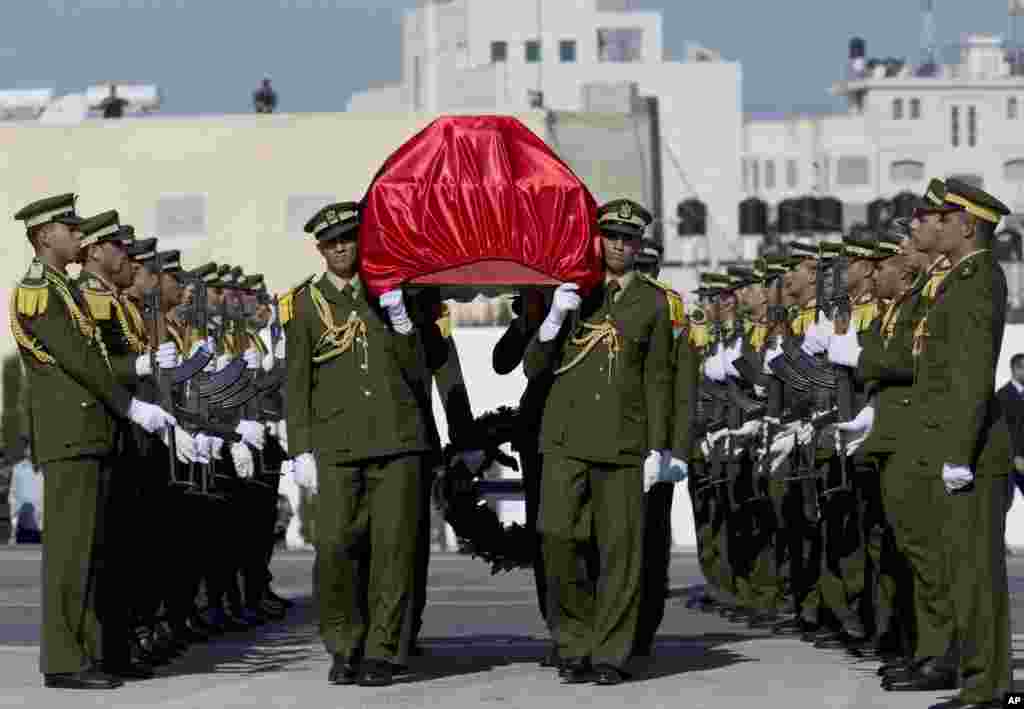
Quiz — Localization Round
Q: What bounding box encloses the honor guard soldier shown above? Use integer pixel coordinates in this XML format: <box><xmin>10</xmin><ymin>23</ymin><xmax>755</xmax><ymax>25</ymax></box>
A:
<box><xmin>524</xmin><ymin>198</ymin><xmax>675</xmax><ymax>685</ymax></box>
<box><xmin>10</xmin><ymin>194</ymin><xmax>177</xmax><ymax>689</ymax></box>
<box><xmin>831</xmin><ymin>180</ymin><xmax>1013</xmax><ymax>707</ymax></box>
<box><xmin>284</xmin><ymin>201</ymin><xmax>434</xmax><ymax>687</ymax></box>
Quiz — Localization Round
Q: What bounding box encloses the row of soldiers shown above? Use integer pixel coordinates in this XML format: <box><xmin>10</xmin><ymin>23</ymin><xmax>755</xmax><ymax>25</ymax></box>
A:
<box><xmin>676</xmin><ymin>178</ymin><xmax>1012</xmax><ymax>709</ymax></box>
<box><xmin>11</xmin><ymin>194</ymin><xmax>295</xmax><ymax>690</ymax></box>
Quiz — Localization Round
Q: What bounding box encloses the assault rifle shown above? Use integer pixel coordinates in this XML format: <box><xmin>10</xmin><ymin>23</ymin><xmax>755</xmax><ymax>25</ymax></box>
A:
<box><xmin>819</xmin><ymin>241</ymin><xmax>854</xmax><ymax>498</ymax></box>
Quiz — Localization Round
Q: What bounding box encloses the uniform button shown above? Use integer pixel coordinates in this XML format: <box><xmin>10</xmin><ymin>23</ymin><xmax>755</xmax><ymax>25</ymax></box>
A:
<box><xmin>363</xmin><ymin>389</ymin><xmax>371</xmax><ymax>397</ymax></box>
<box><xmin>900</xmin><ymin>398</ymin><xmax>910</xmax><ymax>406</ymax></box>
<box><xmin>595</xmin><ymin>393</ymin><xmax>601</xmax><ymax>401</ymax></box>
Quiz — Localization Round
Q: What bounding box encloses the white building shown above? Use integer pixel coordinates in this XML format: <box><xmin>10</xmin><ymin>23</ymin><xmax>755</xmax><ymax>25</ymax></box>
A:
<box><xmin>348</xmin><ymin>0</ymin><xmax>745</xmax><ymax>297</ymax></box>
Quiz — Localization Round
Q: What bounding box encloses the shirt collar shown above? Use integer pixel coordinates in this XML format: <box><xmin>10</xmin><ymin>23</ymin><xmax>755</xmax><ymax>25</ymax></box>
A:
<box><xmin>605</xmin><ymin>270</ymin><xmax>634</xmax><ymax>292</ymax></box>
<box><xmin>1013</xmin><ymin>380</ymin><xmax>1024</xmax><ymax>395</ymax></box>
<box><xmin>325</xmin><ymin>271</ymin><xmax>361</xmax><ymax>299</ymax></box>
<box><xmin>951</xmin><ymin>249</ymin><xmax>990</xmax><ymax>271</ymax></box>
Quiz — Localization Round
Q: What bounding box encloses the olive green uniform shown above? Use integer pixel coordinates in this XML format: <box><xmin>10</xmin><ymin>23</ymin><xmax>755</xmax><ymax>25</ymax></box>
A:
<box><xmin>907</xmin><ymin>250</ymin><xmax>1011</xmax><ymax>703</ymax></box>
<box><xmin>11</xmin><ymin>260</ymin><xmax>135</xmax><ymax>675</ymax></box>
<box><xmin>284</xmin><ymin>274</ymin><xmax>433</xmax><ymax>665</ymax></box>
<box><xmin>525</xmin><ymin>273</ymin><xmax>674</xmax><ymax>668</ymax></box>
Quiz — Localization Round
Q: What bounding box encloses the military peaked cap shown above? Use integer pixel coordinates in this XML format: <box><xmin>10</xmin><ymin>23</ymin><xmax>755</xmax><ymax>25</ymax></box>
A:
<box><xmin>155</xmin><ymin>250</ymin><xmax>182</xmax><ymax>274</ymax></box>
<box><xmin>597</xmin><ymin>199</ymin><xmax>652</xmax><ymax>238</ymax></box>
<box><xmin>127</xmin><ymin>237</ymin><xmax>158</xmax><ymax>263</ymax></box>
<box><xmin>842</xmin><ymin>235</ymin><xmax>887</xmax><ymax>261</ymax></box>
<box><xmin>78</xmin><ymin>210</ymin><xmax>134</xmax><ymax>249</ymax></box>
<box><xmin>304</xmin><ymin>202</ymin><xmax>361</xmax><ymax>242</ymax></box>
<box><xmin>14</xmin><ymin>193</ymin><xmax>84</xmax><ymax>230</ymax></box>
<box><xmin>942</xmin><ymin>179</ymin><xmax>1011</xmax><ymax>224</ymax></box>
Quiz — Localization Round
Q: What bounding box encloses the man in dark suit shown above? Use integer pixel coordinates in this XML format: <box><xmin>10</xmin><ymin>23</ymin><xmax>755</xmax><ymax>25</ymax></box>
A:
<box><xmin>996</xmin><ymin>353</ymin><xmax>1024</xmax><ymax>502</ymax></box>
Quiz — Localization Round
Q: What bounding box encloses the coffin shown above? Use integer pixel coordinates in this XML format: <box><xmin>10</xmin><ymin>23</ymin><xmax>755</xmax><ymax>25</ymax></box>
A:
<box><xmin>358</xmin><ymin>115</ymin><xmax>604</xmax><ymax>300</ymax></box>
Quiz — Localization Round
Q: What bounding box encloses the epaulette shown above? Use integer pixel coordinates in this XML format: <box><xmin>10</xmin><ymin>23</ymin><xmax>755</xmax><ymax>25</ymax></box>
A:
<box><xmin>15</xmin><ymin>261</ymin><xmax>49</xmax><ymax>318</ymax></box>
<box><xmin>637</xmin><ymin>273</ymin><xmax>686</xmax><ymax>326</ymax></box>
<box><xmin>79</xmin><ymin>282</ymin><xmax>115</xmax><ymax>321</ymax></box>
<box><xmin>279</xmin><ymin>275</ymin><xmax>315</xmax><ymax>326</ymax></box>
<box><xmin>689</xmin><ymin>322</ymin><xmax>710</xmax><ymax>350</ymax></box>
<box><xmin>436</xmin><ymin>302</ymin><xmax>452</xmax><ymax>339</ymax></box>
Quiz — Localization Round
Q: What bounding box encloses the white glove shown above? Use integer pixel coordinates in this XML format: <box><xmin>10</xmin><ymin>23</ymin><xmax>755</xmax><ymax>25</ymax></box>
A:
<box><xmin>215</xmin><ymin>354</ymin><xmax>232</xmax><ymax>371</ymax></box>
<box><xmin>293</xmin><ymin>452</ymin><xmax>318</xmax><ymax>491</ymax></box>
<box><xmin>189</xmin><ymin>337</ymin><xmax>215</xmax><ymax>359</ymax></box>
<box><xmin>243</xmin><ymin>347</ymin><xmax>260</xmax><ymax>370</ymax></box>
<box><xmin>796</xmin><ymin>421</ymin><xmax>815</xmax><ymax>447</ymax></box>
<box><xmin>754</xmin><ymin>384</ymin><xmax>767</xmax><ymax>398</ymax></box>
<box><xmin>643</xmin><ymin>449</ymin><xmax>669</xmax><ymax>493</ymax></box>
<box><xmin>769</xmin><ymin>428</ymin><xmax>798</xmax><ymax>474</ymax></box>
<box><xmin>722</xmin><ymin>340</ymin><xmax>743</xmax><ymax>379</ymax></box>
<box><xmin>261</xmin><ymin>353</ymin><xmax>275</xmax><ymax>372</ymax></box>
<box><xmin>801</xmin><ymin>318</ymin><xmax>833</xmax><ymax>356</ymax></box>
<box><xmin>161</xmin><ymin>425</ymin><xmax>197</xmax><ymax>464</ymax></box>
<box><xmin>700</xmin><ymin>428</ymin><xmax>730</xmax><ymax>458</ymax></box>
<box><xmin>942</xmin><ymin>463</ymin><xmax>973</xmax><ymax>494</ymax></box>
<box><xmin>235</xmin><ymin>420</ymin><xmax>265</xmax><ymax>450</ymax></box>
<box><xmin>264</xmin><ymin>420</ymin><xmax>278</xmax><ymax>438</ymax></box>
<box><xmin>731</xmin><ymin>418</ymin><xmax>764</xmax><ymax>442</ymax></box>
<box><xmin>277</xmin><ymin>420</ymin><xmax>288</xmax><ymax>454</ymax></box>
<box><xmin>128</xmin><ymin>398</ymin><xmax>177</xmax><ymax>434</ymax></box>
<box><xmin>703</xmin><ymin>349</ymin><xmax>727</xmax><ymax>382</ymax></box>
<box><xmin>662</xmin><ymin>457</ymin><xmax>689</xmax><ymax>484</ymax></box>
<box><xmin>280</xmin><ymin>459</ymin><xmax>295</xmax><ymax>480</ymax></box>
<box><xmin>454</xmin><ymin>450</ymin><xmax>487</xmax><ymax>476</ymax></box>
<box><xmin>827</xmin><ymin>330</ymin><xmax>863</xmax><ymax>368</ymax></box>
<box><xmin>763</xmin><ymin>342</ymin><xmax>784</xmax><ymax>371</ymax></box>
<box><xmin>835</xmin><ymin>405</ymin><xmax>875</xmax><ymax>456</ymax></box>
<box><xmin>274</xmin><ymin>340</ymin><xmax>285</xmax><ymax>359</ymax></box>
<box><xmin>135</xmin><ymin>355</ymin><xmax>153</xmax><ymax>378</ymax></box>
<box><xmin>231</xmin><ymin>443</ymin><xmax>255</xmax><ymax>479</ymax></box>
<box><xmin>539</xmin><ymin>283</ymin><xmax>581</xmax><ymax>342</ymax></box>
<box><xmin>155</xmin><ymin>341</ymin><xmax>179</xmax><ymax>369</ymax></box>
<box><xmin>194</xmin><ymin>434</ymin><xmax>225</xmax><ymax>463</ymax></box>
<box><xmin>380</xmin><ymin>289</ymin><xmax>413</xmax><ymax>335</ymax></box>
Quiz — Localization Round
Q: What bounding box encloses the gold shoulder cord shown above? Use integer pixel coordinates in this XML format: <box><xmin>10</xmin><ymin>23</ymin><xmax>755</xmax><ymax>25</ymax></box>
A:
<box><xmin>111</xmin><ymin>296</ymin><xmax>147</xmax><ymax>354</ymax></box>
<box><xmin>49</xmin><ymin>273</ymin><xmax>112</xmax><ymax>370</ymax></box>
<box><xmin>880</xmin><ymin>300</ymin><xmax>902</xmax><ymax>348</ymax></box>
<box><xmin>9</xmin><ymin>287</ymin><xmax>55</xmax><ymax>365</ymax></box>
<box><xmin>308</xmin><ymin>283</ymin><xmax>369</xmax><ymax>369</ymax></box>
<box><xmin>553</xmin><ymin>316</ymin><xmax>620</xmax><ymax>382</ymax></box>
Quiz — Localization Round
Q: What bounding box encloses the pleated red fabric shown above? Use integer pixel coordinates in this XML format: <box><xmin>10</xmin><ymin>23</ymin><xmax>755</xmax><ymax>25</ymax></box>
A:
<box><xmin>358</xmin><ymin>115</ymin><xmax>603</xmax><ymax>298</ymax></box>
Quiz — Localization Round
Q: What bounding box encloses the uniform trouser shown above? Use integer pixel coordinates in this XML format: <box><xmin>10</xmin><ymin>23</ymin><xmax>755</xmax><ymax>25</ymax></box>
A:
<box><xmin>134</xmin><ymin>441</ymin><xmax>172</xmax><ymax>629</ymax></box>
<box><xmin>634</xmin><ymin>481</ymin><xmax>674</xmax><ymax>654</ymax></box>
<box><xmin>943</xmin><ymin>475</ymin><xmax>1011</xmax><ymax>704</ymax></box>
<box><xmin>403</xmin><ymin>463</ymin><xmax>434</xmax><ymax>656</ymax></box>
<box><xmin>736</xmin><ymin>472</ymin><xmax>786</xmax><ymax>612</ymax></box>
<box><xmin>883</xmin><ymin>453</ymin><xmax>954</xmax><ymax>662</ymax></box>
<box><xmin>40</xmin><ymin>455</ymin><xmax>108</xmax><ymax>675</ymax></box>
<box><xmin>783</xmin><ymin>475</ymin><xmax>822</xmax><ymax>622</ymax></box>
<box><xmin>518</xmin><ymin>442</ymin><xmax>548</xmax><ymax>622</ymax></box>
<box><xmin>540</xmin><ymin>455</ymin><xmax>643</xmax><ymax>669</ymax></box>
<box><xmin>861</xmin><ymin>454</ymin><xmax>912</xmax><ymax>650</ymax></box>
<box><xmin>688</xmin><ymin>463</ymin><xmax>718</xmax><ymax>594</ymax></box>
<box><xmin>817</xmin><ymin>457</ymin><xmax>867</xmax><ymax>633</ymax></box>
<box><xmin>316</xmin><ymin>454</ymin><xmax>423</xmax><ymax>663</ymax></box>
<box><xmin>238</xmin><ymin>478</ymin><xmax>277</xmax><ymax>610</ymax></box>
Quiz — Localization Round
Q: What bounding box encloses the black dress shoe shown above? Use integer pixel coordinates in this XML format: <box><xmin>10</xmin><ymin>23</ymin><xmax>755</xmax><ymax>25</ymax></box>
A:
<box><xmin>814</xmin><ymin>631</ymin><xmax>865</xmax><ymax>650</ymax></box>
<box><xmin>747</xmin><ymin>612</ymin><xmax>782</xmax><ymax>629</ymax></box>
<box><xmin>328</xmin><ymin>655</ymin><xmax>359</xmax><ymax>685</ymax></box>
<box><xmin>882</xmin><ymin>659</ymin><xmax>956</xmax><ymax>692</ymax></box>
<box><xmin>44</xmin><ymin>668</ymin><xmax>124</xmax><ymax>689</ymax></box>
<box><xmin>103</xmin><ymin>661</ymin><xmax>155</xmax><ymax>680</ymax></box>
<box><xmin>558</xmin><ymin>658</ymin><xmax>591</xmax><ymax>683</ymax></box>
<box><xmin>593</xmin><ymin>664</ymin><xmax>629</xmax><ymax>685</ymax></box>
<box><xmin>357</xmin><ymin>659</ymin><xmax>393</xmax><ymax>687</ymax></box>
<box><xmin>237</xmin><ymin>608</ymin><xmax>267</xmax><ymax>626</ymax></box>
<box><xmin>876</xmin><ymin>657</ymin><xmax>913</xmax><ymax>677</ymax></box>
<box><xmin>218</xmin><ymin>610</ymin><xmax>251</xmax><ymax>631</ymax></box>
<box><xmin>258</xmin><ymin>601</ymin><xmax>286</xmax><ymax>620</ymax></box>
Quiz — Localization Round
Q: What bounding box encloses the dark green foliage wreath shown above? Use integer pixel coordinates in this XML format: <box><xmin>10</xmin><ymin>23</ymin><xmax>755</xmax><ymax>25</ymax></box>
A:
<box><xmin>432</xmin><ymin>406</ymin><xmax>535</xmax><ymax>574</ymax></box>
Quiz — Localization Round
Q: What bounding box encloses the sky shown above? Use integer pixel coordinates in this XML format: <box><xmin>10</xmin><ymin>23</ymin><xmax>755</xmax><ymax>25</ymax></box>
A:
<box><xmin>0</xmin><ymin>0</ymin><xmax>1021</xmax><ymax>116</ymax></box>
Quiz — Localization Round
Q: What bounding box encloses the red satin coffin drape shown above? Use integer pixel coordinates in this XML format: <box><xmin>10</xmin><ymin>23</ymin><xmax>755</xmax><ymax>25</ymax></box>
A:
<box><xmin>358</xmin><ymin>115</ymin><xmax>604</xmax><ymax>298</ymax></box>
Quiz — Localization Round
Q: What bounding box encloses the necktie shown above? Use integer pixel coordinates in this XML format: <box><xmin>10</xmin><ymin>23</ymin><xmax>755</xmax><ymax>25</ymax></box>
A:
<box><xmin>342</xmin><ymin>283</ymin><xmax>354</xmax><ymax>300</ymax></box>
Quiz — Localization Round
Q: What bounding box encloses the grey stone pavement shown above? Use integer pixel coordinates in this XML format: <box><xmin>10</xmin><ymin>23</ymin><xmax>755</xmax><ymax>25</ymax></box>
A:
<box><xmin>2</xmin><ymin>547</ymin><xmax>1024</xmax><ymax>708</ymax></box>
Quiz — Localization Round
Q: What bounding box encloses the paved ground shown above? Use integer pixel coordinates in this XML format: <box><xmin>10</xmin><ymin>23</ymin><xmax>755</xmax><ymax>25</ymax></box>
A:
<box><xmin>2</xmin><ymin>547</ymin><xmax>1024</xmax><ymax>708</ymax></box>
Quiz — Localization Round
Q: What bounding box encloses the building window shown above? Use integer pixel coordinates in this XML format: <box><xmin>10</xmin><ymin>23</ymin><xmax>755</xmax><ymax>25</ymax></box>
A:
<box><xmin>764</xmin><ymin>160</ymin><xmax>776</xmax><ymax>190</ymax></box>
<box><xmin>951</xmin><ymin>106</ymin><xmax>960</xmax><ymax>147</ymax></box>
<box><xmin>742</xmin><ymin>159</ymin><xmax>749</xmax><ymax>192</ymax></box>
<box><xmin>910</xmin><ymin>98</ymin><xmax>921</xmax><ymax>119</ymax></box>
<box><xmin>1005</xmin><ymin>159</ymin><xmax>1024</xmax><ymax>183</ymax></box>
<box><xmin>968</xmin><ymin>105</ymin><xmax>977</xmax><ymax>147</ymax></box>
<box><xmin>786</xmin><ymin>159</ymin><xmax>798</xmax><ymax>188</ymax></box>
<box><xmin>890</xmin><ymin>160</ymin><xmax>925</xmax><ymax>184</ymax></box>
<box><xmin>559</xmin><ymin>40</ymin><xmax>577</xmax><ymax>63</ymax></box>
<box><xmin>835</xmin><ymin>156</ymin><xmax>870</xmax><ymax>186</ymax></box>
<box><xmin>1010</xmin><ymin>97</ymin><xmax>1019</xmax><ymax>120</ymax></box>
<box><xmin>596</xmin><ymin>28</ymin><xmax>644</xmax><ymax>62</ymax></box>
<box><xmin>525</xmin><ymin>40</ymin><xmax>542</xmax><ymax>63</ymax></box>
<box><xmin>892</xmin><ymin>98</ymin><xmax>903</xmax><ymax>120</ymax></box>
<box><xmin>490</xmin><ymin>41</ymin><xmax>508</xmax><ymax>63</ymax></box>
<box><xmin>751</xmin><ymin>160</ymin><xmax>760</xmax><ymax>192</ymax></box>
